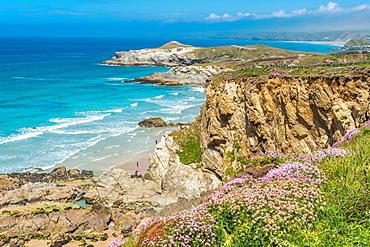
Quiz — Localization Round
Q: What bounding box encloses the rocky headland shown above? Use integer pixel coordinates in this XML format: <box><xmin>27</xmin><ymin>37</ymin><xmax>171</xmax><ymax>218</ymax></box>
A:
<box><xmin>333</xmin><ymin>39</ymin><xmax>370</xmax><ymax>51</ymax></box>
<box><xmin>2</xmin><ymin>43</ymin><xmax>370</xmax><ymax>246</ymax></box>
<box><xmin>102</xmin><ymin>41</ymin><xmax>322</xmax><ymax>86</ymax></box>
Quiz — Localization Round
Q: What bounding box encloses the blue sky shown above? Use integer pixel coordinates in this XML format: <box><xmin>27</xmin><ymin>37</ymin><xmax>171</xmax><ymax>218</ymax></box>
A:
<box><xmin>1</xmin><ymin>0</ymin><xmax>370</xmax><ymax>37</ymax></box>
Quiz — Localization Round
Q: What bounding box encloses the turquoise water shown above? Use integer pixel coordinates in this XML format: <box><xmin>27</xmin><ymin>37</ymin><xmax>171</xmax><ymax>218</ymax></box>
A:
<box><xmin>0</xmin><ymin>37</ymin><xmax>340</xmax><ymax>174</ymax></box>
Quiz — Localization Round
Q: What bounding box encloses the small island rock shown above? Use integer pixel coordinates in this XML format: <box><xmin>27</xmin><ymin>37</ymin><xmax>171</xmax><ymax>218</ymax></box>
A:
<box><xmin>138</xmin><ymin>117</ymin><xmax>167</xmax><ymax>128</ymax></box>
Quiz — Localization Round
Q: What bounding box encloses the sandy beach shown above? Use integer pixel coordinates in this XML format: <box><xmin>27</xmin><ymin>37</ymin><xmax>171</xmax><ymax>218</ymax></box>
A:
<box><xmin>283</xmin><ymin>40</ymin><xmax>345</xmax><ymax>46</ymax></box>
<box><xmin>112</xmin><ymin>156</ymin><xmax>150</xmax><ymax>175</ymax></box>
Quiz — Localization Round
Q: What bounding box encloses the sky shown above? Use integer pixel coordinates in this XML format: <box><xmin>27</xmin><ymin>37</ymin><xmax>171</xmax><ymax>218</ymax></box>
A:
<box><xmin>1</xmin><ymin>0</ymin><xmax>370</xmax><ymax>37</ymax></box>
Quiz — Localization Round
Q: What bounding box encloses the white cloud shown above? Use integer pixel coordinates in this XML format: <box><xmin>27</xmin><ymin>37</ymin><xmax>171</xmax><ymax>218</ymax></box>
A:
<box><xmin>237</xmin><ymin>12</ymin><xmax>251</xmax><ymax>17</ymax></box>
<box><xmin>292</xmin><ymin>8</ymin><xmax>308</xmax><ymax>15</ymax></box>
<box><xmin>318</xmin><ymin>2</ymin><xmax>343</xmax><ymax>12</ymax></box>
<box><xmin>271</xmin><ymin>10</ymin><xmax>289</xmax><ymax>17</ymax></box>
<box><xmin>206</xmin><ymin>13</ymin><xmax>220</xmax><ymax>19</ymax></box>
<box><xmin>351</xmin><ymin>4</ymin><xmax>370</xmax><ymax>11</ymax></box>
<box><xmin>205</xmin><ymin>2</ymin><xmax>370</xmax><ymax>21</ymax></box>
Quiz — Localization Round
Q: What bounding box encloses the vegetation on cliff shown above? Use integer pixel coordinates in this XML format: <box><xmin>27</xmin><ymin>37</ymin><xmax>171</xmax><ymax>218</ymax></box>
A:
<box><xmin>110</xmin><ymin>120</ymin><xmax>370</xmax><ymax>246</ymax></box>
<box><xmin>190</xmin><ymin>44</ymin><xmax>311</xmax><ymax>62</ymax></box>
<box><xmin>345</xmin><ymin>39</ymin><xmax>370</xmax><ymax>46</ymax></box>
<box><xmin>170</xmin><ymin>117</ymin><xmax>202</xmax><ymax>165</ymax></box>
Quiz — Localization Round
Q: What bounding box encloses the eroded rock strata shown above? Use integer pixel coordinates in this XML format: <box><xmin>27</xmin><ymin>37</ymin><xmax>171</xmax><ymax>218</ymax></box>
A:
<box><xmin>200</xmin><ymin>74</ymin><xmax>370</xmax><ymax>179</ymax></box>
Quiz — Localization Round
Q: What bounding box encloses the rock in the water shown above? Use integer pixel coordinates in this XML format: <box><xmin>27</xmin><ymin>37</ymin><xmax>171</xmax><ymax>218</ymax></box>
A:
<box><xmin>138</xmin><ymin>117</ymin><xmax>167</xmax><ymax>128</ymax></box>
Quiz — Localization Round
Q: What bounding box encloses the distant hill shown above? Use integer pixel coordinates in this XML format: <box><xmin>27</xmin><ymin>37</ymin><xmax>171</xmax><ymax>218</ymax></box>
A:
<box><xmin>345</xmin><ymin>39</ymin><xmax>370</xmax><ymax>46</ymax></box>
<box><xmin>199</xmin><ymin>30</ymin><xmax>370</xmax><ymax>43</ymax></box>
<box><xmin>343</xmin><ymin>39</ymin><xmax>370</xmax><ymax>50</ymax></box>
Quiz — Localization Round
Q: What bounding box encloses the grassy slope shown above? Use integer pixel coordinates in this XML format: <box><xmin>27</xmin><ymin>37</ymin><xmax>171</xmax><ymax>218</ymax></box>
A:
<box><xmin>170</xmin><ymin>117</ymin><xmax>202</xmax><ymax>165</ymax></box>
<box><xmin>313</xmin><ymin>129</ymin><xmax>370</xmax><ymax>246</ymax></box>
<box><xmin>345</xmin><ymin>39</ymin><xmax>370</xmax><ymax>46</ymax></box>
<box><xmin>191</xmin><ymin>44</ymin><xmax>316</xmax><ymax>61</ymax></box>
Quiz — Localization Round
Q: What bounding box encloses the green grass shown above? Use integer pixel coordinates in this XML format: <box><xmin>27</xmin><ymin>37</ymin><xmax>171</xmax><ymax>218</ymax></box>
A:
<box><xmin>283</xmin><ymin>127</ymin><xmax>370</xmax><ymax>246</ymax></box>
<box><xmin>345</xmin><ymin>39</ymin><xmax>370</xmax><ymax>46</ymax></box>
<box><xmin>191</xmin><ymin>44</ymin><xmax>315</xmax><ymax>62</ymax></box>
<box><xmin>170</xmin><ymin>117</ymin><xmax>202</xmax><ymax>165</ymax></box>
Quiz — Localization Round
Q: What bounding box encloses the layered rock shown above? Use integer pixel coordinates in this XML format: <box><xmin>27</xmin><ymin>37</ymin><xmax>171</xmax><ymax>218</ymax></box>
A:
<box><xmin>0</xmin><ymin>203</ymin><xmax>140</xmax><ymax>237</ymax></box>
<box><xmin>145</xmin><ymin>133</ymin><xmax>222</xmax><ymax>204</ymax></box>
<box><xmin>0</xmin><ymin>183</ymin><xmax>84</xmax><ymax>207</ymax></box>
<box><xmin>84</xmin><ymin>169</ymin><xmax>162</xmax><ymax>206</ymax></box>
<box><xmin>201</xmin><ymin>75</ymin><xmax>370</xmax><ymax>179</ymax></box>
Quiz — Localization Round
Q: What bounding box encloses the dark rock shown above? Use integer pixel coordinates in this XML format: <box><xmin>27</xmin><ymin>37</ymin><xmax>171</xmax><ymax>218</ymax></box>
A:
<box><xmin>168</xmin><ymin>122</ymin><xmax>189</xmax><ymax>127</ymax></box>
<box><xmin>86</xmin><ymin>245</ymin><xmax>95</xmax><ymax>247</ymax></box>
<box><xmin>245</xmin><ymin>163</ymin><xmax>277</xmax><ymax>178</ymax></box>
<box><xmin>0</xmin><ymin>167</ymin><xmax>93</xmax><ymax>191</ymax></box>
<box><xmin>72</xmin><ymin>235</ymin><xmax>82</xmax><ymax>241</ymax></box>
<box><xmin>138</xmin><ymin>117</ymin><xmax>167</xmax><ymax>128</ymax></box>
<box><xmin>113</xmin><ymin>198</ymin><xmax>124</xmax><ymax>207</ymax></box>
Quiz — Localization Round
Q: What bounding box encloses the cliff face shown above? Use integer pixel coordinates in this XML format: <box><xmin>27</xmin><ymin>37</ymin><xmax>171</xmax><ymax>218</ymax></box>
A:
<box><xmin>145</xmin><ymin>133</ymin><xmax>221</xmax><ymax>204</ymax></box>
<box><xmin>101</xmin><ymin>41</ymin><xmax>198</xmax><ymax>67</ymax></box>
<box><xmin>201</xmin><ymin>75</ymin><xmax>370</xmax><ymax>178</ymax></box>
<box><xmin>134</xmin><ymin>65</ymin><xmax>224</xmax><ymax>86</ymax></box>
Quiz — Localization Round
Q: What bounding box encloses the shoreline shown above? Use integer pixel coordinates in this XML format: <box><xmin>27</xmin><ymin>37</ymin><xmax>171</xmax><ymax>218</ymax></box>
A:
<box><xmin>282</xmin><ymin>40</ymin><xmax>345</xmax><ymax>46</ymax></box>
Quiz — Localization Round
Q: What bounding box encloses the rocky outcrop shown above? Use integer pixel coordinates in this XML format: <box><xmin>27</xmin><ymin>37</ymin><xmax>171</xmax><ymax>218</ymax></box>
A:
<box><xmin>201</xmin><ymin>75</ymin><xmax>370</xmax><ymax>179</ymax></box>
<box><xmin>101</xmin><ymin>41</ymin><xmax>198</xmax><ymax>67</ymax></box>
<box><xmin>133</xmin><ymin>65</ymin><xmax>224</xmax><ymax>86</ymax></box>
<box><xmin>0</xmin><ymin>183</ymin><xmax>84</xmax><ymax>207</ymax></box>
<box><xmin>84</xmin><ymin>169</ymin><xmax>161</xmax><ymax>206</ymax></box>
<box><xmin>0</xmin><ymin>167</ymin><xmax>93</xmax><ymax>190</ymax></box>
<box><xmin>138</xmin><ymin>117</ymin><xmax>167</xmax><ymax>127</ymax></box>
<box><xmin>145</xmin><ymin>133</ymin><xmax>222</xmax><ymax>204</ymax></box>
<box><xmin>0</xmin><ymin>203</ymin><xmax>140</xmax><ymax>238</ymax></box>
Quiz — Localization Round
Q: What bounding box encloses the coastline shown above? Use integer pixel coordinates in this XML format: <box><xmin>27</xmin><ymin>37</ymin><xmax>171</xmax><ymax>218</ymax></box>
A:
<box><xmin>283</xmin><ymin>40</ymin><xmax>345</xmax><ymax>46</ymax></box>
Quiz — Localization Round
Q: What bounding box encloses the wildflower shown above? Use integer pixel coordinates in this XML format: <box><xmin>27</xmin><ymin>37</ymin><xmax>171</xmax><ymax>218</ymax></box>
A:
<box><xmin>109</xmin><ymin>239</ymin><xmax>127</xmax><ymax>247</ymax></box>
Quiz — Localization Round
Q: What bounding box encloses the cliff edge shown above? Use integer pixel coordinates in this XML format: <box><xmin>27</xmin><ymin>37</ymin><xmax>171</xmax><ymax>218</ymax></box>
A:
<box><xmin>200</xmin><ymin>66</ymin><xmax>370</xmax><ymax>179</ymax></box>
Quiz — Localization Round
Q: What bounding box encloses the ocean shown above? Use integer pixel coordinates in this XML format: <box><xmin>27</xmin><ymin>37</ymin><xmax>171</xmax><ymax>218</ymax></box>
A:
<box><xmin>0</xmin><ymin>36</ymin><xmax>340</xmax><ymax>174</ymax></box>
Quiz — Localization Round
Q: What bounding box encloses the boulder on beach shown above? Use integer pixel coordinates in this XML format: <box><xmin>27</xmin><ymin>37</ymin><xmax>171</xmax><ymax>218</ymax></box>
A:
<box><xmin>138</xmin><ymin>117</ymin><xmax>167</xmax><ymax>128</ymax></box>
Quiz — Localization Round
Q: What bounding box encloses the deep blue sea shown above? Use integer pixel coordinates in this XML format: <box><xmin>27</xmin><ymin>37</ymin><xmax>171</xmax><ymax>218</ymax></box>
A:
<box><xmin>0</xmin><ymin>36</ymin><xmax>340</xmax><ymax>174</ymax></box>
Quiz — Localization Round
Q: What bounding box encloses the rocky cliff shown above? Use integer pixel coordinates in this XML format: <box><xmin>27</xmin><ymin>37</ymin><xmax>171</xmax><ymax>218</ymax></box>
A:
<box><xmin>145</xmin><ymin>133</ymin><xmax>221</xmax><ymax>203</ymax></box>
<box><xmin>102</xmin><ymin>41</ymin><xmax>318</xmax><ymax>85</ymax></box>
<box><xmin>133</xmin><ymin>65</ymin><xmax>224</xmax><ymax>86</ymax></box>
<box><xmin>200</xmin><ymin>68</ymin><xmax>370</xmax><ymax>179</ymax></box>
<box><xmin>101</xmin><ymin>41</ymin><xmax>198</xmax><ymax>67</ymax></box>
